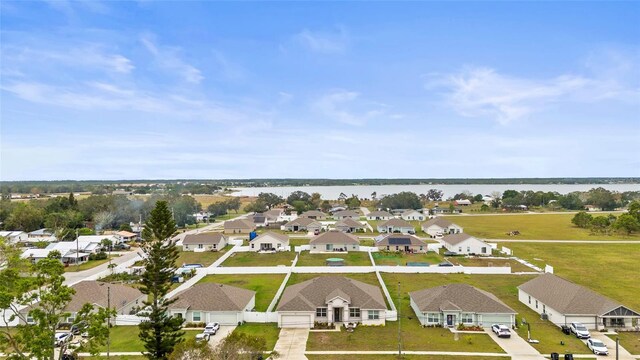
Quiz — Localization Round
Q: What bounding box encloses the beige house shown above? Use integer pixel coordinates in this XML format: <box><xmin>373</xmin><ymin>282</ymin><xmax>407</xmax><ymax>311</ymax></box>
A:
<box><xmin>299</xmin><ymin>210</ymin><xmax>328</xmax><ymax>220</ymax></box>
<box><xmin>224</xmin><ymin>219</ymin><xmax>256</xmax><ymax>234</ymax></box>
<box><xmin>182</xmin><ymin>232</ymin><xmax>227</xmax><ymax>252</ymax></box>
<box><xmin>334</xmin><ymin>218</ymin><xmax>366</xmax><ymax>233</ymax></box>
<box><xmin>377</xmin><ymin>218</ymin><xmax>415</xmax><ymax>234</ymax></box>
<box><xmin>333</xmin><ymin>210</ymin><xmax>360</xmax><ymax>220</ymax></box>
<box><xmin>400</xmin><ymin>210</ymin><xmax>425</xmax><ymax>221</ymax></box>
<box><xmin>249</xmin><ymin>231</ymin><xmax>290</xmax><ymax>252</ymax></box>
<box><xmin>376</xmin><ymin>234</ymin><xmax>428</xmax><ymax>253</ymax></box>
<box><xmin>309</xmin><ymin>231</ymin><xmax>359</xmax><ymax>253</ymax></box>
<box><xmin>518</xmin><ymin>273</ymin><xmax>640</xmax><ymax>330</ymax></box>
<box><xmin>283</xmin><ymin>217</ymin><xmax>322</xmax><ymax>232</ymax></box>
<box><xmin>441</xmin><ymin>233</ymin><xmax>491</xmax><ymax>256</ymax></box>
<box><xmin>410</xmin><ymin>284</ymin><xmax>516</xmax><ymax>327</ymax></box>
<box><xmin>421</xmin><ymin>218</ymin><xmax>463</xmax><ymax>238</ymax></box>
<box><xmin>277</xmin><ymin>276</ymin><xmax>387</xmax><ymax>328</ymax></box>
<box><xmin>169</xmin><ymin>283</ymin><xmax>255</xmax><ymax>325</ymax></box>
<box><xmin>366</xmin><ymin>210</ymin><xmax>394</xmax><ymax>221</ymax></box>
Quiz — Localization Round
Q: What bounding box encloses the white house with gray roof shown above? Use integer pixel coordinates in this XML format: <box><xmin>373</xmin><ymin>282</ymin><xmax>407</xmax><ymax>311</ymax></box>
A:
<box><xmin>277</xmin><ymin>276</ymin><xmax>387</xmax><ymax>328</ymax></box>
<box><xmin>441</xmin><ymin>233</ymin><xmax>490</xmax><ymax>256</ymax></box>
<box><xmin>334</xmin><ymin>218</ymin><xmax>366</xmax><ymax>233</ymax></box>
<box><xmin>410</xmin><ymin>284</ymin><xmax>516</xmax><ymax>328</ymax></box>
<box><xmin>400</xmin><ymin>209</ymin><xmax>425</xmax><ymax>221</ymax></box>
<box><xmin>377</xmin><ymin>218</ymin><xmax>415</xmax><ymax>234</ymax></box>
<box><xmin>249</xmin><ymin>231</ymin><xmax>290</xmax><ymax>252</ymax></box>
<box><xmin>182</xmin><ymin>232</ymin><xmax>227</xmax><ymax>252</ymax></box>
<box><xmin>518</xmin><ymin>273</ymin><xmax>640</xmax><ymax>330</ymax></box>
<box><xmin>283</xmin><ymin>217</ymin><xmax>322</xmax><ymax>232</ymax></box>
<box><xmin>333</xmin><ymin>210</ymin><xmax>360</xmax><ymax>220</ymax></box>
<box><xmin>309</xmin><ymin>231</ymin><xmax>359</xmax><ymax>253</ymax></box>
<box><xmin>421</xmin><ymin>218</ymin><xmax>463</xmax><ymax>238</ymax></box>
<box><xmin>366</xmin><ymin>210</ymin><xmax>394</xmax><ymax>221</ymax></box>
<box><xmin>169</xmin><ymin>283</ymin><xmax>256</xmax><ymax>325</ymax></box>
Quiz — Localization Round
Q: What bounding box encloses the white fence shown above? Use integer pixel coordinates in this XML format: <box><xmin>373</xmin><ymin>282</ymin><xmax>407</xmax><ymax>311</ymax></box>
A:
<box><xmin>294</xmin><ymin>245</ymin><xmax>310</xmax><ymax>252</ymax></box>
<box><xmin>114</xmin><ymin>315</ymin><xmax>144</xmax><ymax>326</ymax></box>
<box><xmin>501</xmin><ymin>246</ymin><xmax>512</xmax><ymax>255</ymax></box>
<box><xmin>376</xmin><ymin>265</ymin><xmax>512</xmax><ymax>274</ymax></box>
<box><xmin>545</xmin><ymin>265</ymin><xmax>554</xmax><ymax>274</ymax></box>
<box><xmin>244</xmin><ymin>311</ymin><xmax>278</xmax><ymax>323</ymax></box>
<box><xmin>209</xmin><ymin>266</ymin><xmax>290</xmax><ymax>275</ymax></box>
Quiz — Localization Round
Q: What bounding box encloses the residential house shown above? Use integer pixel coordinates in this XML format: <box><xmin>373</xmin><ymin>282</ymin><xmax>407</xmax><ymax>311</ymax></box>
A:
<box><xmin>277</xmin><ymin>276</ymin><xmax>386</xmax><ymax>328</ymax></box>
<box><xmin>112</xmin><ymin>189</ymin><xmax>134</xmax><ymax>196</ymax></box>
<box><xmin>192</xmin><ymin>211</ymin><xmax>211</xmax><ymax>223</ymax></box>
<box><xmin>584</xmin><ymin>205</ymin><xmax>602</xmax><ymax>212</ymax></box>
<box><xmin>283</xmin><ymin>217</ymin><xmax>322</xmax><ymax>232</ymax></box>
<box><xmin>400</xmin><ymin>210</ymin><xmax>425</xmax><ymax>221</ymax></box>
<box><xmin>77</xmin><ymin>235</ymin><xmax>120</xmax><ymax>246</ymax></box>
<box><xmin>299</xmin><ymin>210</ymin><xmax>328</xmax><ymax>220</ymax></box>
<box><xmin>377</xmin><ymin>218</ymin><xmax>415</xmax><ymax>234</ymax></box>
<box><xmin>21</xmin><ymin>248</ymin><xmax>91</xmax><ymax>265</ymax></box>
<box><xmin>249</xmin><ymin>231</ymin><xmax>290</xmax><ymax>252</ymax></box>
<box><xmin>421</xmin><ymin>218</ymin><xmax>464</xmax><ymax>238</ymax></box>
<box><xmin>182</xmin><ymin>232</ymin><xmax>227</xmax><ymax>252</ymax></box>
<box><xmin>329</xmin><ymin>205</ymin><xmax>347</xmax><ymax>214</ymax></box>
<box><xmin>309</xmin><ymin>231</ymin><xmax>359</xmax><ymax>253</ymax></box>
<box><xmin>264</xmin><ymin>208</ymin><xmax>287</xmax><ymax>223</ymax></box>
<box><xmin>333</xmin><ymin>210</ymin><xmax>360</xmax><ymax>220</ymax></box>
<box><xmin>366</xmin><ymin>210</ymin><xmax>394</xmax><ymax>221</ymax></box>
<box><xmin>431</xmin><ymin>206</ymin><xmax>462</xmax><ymax>215</ymax></box>
<box><xmin>410</xmin><ymin>284</ymin><xmax>516</xmax><ymax>328</ymax></box>
<box><xmin>27</xmin><ymin>228</ymin><xmax>57</xmax><ymax>243</ymax></box>
<box><xmin>115</xmin><ymin>230</ymin><xmax>138</xmax><ymax>242</ymax></box>
<box><xmin>22</xmin><ymin>281</ymin><xmax>145</xmax><ymax>324</ymax></box>
<box><xmin>518</xmin><ymin>273</ymin><xmax>640</xmax><ymax>330</ymax></box>
<box><xmin>169</xmin><ymin>283</ymin><xmax>256</xmax><ymax>325</ymax></box>
<box><xmin>454</xmin><ymin>199</ymin><xmax>472</xmax><ymax>206</ymax></box>
<box><xmin>441</xmin><ymin>233</ymin><xmax>491</xmax><ymax>256</ymax></box>
<box><xmin>251</xmin><ymin>213</ymin><xmax>268</xmax><ymax>227</ymax></box>
<box><xmin>376</xmin><ymin>234</ymin><xmax>428</xmax><ymax>253</ymax></box>
<box><xmin>224</xmin><ymin>219</ymin><xmax>256</xmax><ymax>234</ymax></box>
<box><xmin>0</xmin><ymin>231</ymin><xmax>28</xmax><ymax>245</ymax></box>
<box><xmin>334</xmin><ymin>218</ymin><xmax>366</xmax><ymax>233</ymax></box>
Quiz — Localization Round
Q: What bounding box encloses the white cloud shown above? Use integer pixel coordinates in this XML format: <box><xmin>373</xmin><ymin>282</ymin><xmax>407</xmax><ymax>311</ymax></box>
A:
<box><xmin>140</xmin><ymin>34</ymin><xmax>204</xmax><ymax>84</ymax></box>
<box><xmin>293</xmin><ymin>27</ymin><xmax>349</xmax><ymax>54</ymax></box>
<box><xmin>313</xmin><ymin>90</ymin><xmax>386</xmax><ymax>126</ymax></box>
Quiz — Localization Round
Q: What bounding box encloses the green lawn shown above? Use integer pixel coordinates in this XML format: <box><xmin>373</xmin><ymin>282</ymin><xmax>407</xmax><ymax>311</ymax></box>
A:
<box><xmin>198</xmin><ymin>274</ymin><xmax>285</xmax><ymax>311</ymax></box>
<box><xmin>505</xmin><ymin>243</ymin><xmax>640</xmax><ymax>310</ymax></box>
<box><xmin>606</xmin><ymin>332</ymin><xmax>640</xmax><ymax>355</ymax></box>
<box><xmin>176</xmin><ymin>245</ymin><xmax>230</xmax><ymax>266</ymax></box>
<box><xmin>289</xmin><ymin>238</ymin><xmax>309</xmax><ymax>247</ymax></box>
<box><xmin>372</xmin><ymin>251</ymin><xmax>443</xmax><ymax>266</ymax></box>
<box><xmin>442</xmin><ymin>213</ymin><xmax>640</xmax><ymax>240</ymax></box>
<box><xmin>232</xmin><ymin>323</ymin><xmax>280</xmax><ymax>350</ymax></box>
<box><xmin>64</xmin><ymin>255</ymin><xmax>120</xmax><ymax>272</ymax></box>
<box><xmin>287</xmin><ymin>272</ymin><xmax>380</xmax><ymax>287</ymax></box>
<box><xmin>296</xmin><ymin>252</ymin><xmax>373</xmax><ymax>266</ymax></box>
<box><xmin>307</xmin><ymin>356</ymin><xmax>508</xmax><ymax>360</ymax></box>
<box><xmin>380</xmin><ymin>273</ymin><xmax>591</xmax><ymax>355</ymax></box>
<box><xmin>221</xmin><ymin>251</ymin><xmax>296</xmax><ymax>267</ymax></box>
<box><xmin>100</xmin><ymin>326</ymin><xmax>200</xmax><ymax>352</ymax></box>
<box><xmin>445</xmin><ymin>256</ymin><xmax>534</xmax><ymax>273</ymax></box>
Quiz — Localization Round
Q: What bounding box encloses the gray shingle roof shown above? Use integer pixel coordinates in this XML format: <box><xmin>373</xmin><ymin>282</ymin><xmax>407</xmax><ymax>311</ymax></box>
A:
<box><xmin>251</xmin><ymin>231</ymin><xmax>289</xmax><ymax>243</ymax></box>
<box><xmin>286</xmin><ymin>217</ymin><xmax>320</xmax><ymax>227</ymax></box>
<box><xmin>182</xmin><ymin>232</ymin><xmax>225</xmax><ymax>245</ymax></box>
<box><xmin>409</xmin><ymin>284</ymin><xmax>515</xmax><ymax>314</ymax></box>
<box><xmin>171</xmin><ymin>283</ymin><xmax>255</xmax><ymax>311</ymax></box>
<box><xmin>518</xmin><ymin>273</ymin><xmax>634</xmax><ymax>316</ymax></box>
<box><xmin>62</xmin><ymin>281</ymin><xmax>143</xmax><ymax>312</ymax></box>
<box><xmin>441</xmin><ymin>233</ymin><xmax>476</xmax><ymax>245</ymax></box>
<box><xmin>277</xmin><ymin>276</ymin><xmax>386</xmax><ymax>311</ymax></box>
<box><xmin>421</xmin><ymin>217</ymin><xmax>454</xmax><ymax>228</ymax></box>
<box><xmin>300</xmin><ymin>210</ymin><xmax>327</xmax><ymax>218</ymax></box>
<box><xmin>333</xmin><ymin>210</ymin><xmax>360</xmax><ymax>218</ymax></box>
<box><xmin>309</xmin><ymin>231</ymin><xmax>359</xmax><ymax>245</ymax></box>
<box><xmin>335</xmin><ymin>218</ymin><xmax>365</xmax><ymax>229</ymax></box>
<box><xmin>376</xmin><ymin>234</ymin><xmax>427</xmax><ymax>246</ymax></box>
<box><xmin>367</xmin><ymin>211</ymin><xmax>393</xmax><ymax>217</ymax></box>
<box><xmin>379</xmin><ymin>218</ymin><xmax>414</xmax><ymax>228</ymax></box>
<box><xmin>224</xmin><ymin>219</ymin><xmax>255</xmax><ymax>230</ymax></box>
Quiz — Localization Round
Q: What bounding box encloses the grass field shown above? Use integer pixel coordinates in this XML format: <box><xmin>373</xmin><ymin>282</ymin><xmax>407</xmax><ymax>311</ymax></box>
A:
<box><xmin>176</xmin><ymin>245</ymin><xmax>230</xmax><ymax>266</ymax></box>
<box><xmin>380</xmin><ymin>273</ymin><xmax>591</xmax><ymax>355</ymax></box>
<box><xmin>505</xmin><ymin>242</ymin><xmax>640</xmax><ymax>311</ymax></box>
<box><xmin>290</xmin><ymin>238</ymin><xmax>309</xmax><ymax>247</ymax></box>
<box><xmin>232</xmin><ymin>323</ymin><xmax>280</xmax><ymax>350</ymax></box>
<box><xmin>221</xmin><ymin>251</ymin><xmax>296</xmax><ymax>267</ymax></box>
<box><xmin>445</xmin><ymin>256</ymin><xmax>535</xmax><ymax>273</ymax></box>
<box><xmin>443</xmin><ymin>213</ymin><xmax>640</xmax><ymax>240</ymax></box>
<box><xmin>307</xmin><ymin>356</ymin><xmax>510</xmax><ymax>360</ymax></box>
<box><xmin>296</xmin><ymin>252</ymin><xmax>373</xmax><ymax>266</ymax></box>
<box><xmin>64</xmin><ymin>255</ymin><xmax>119</xmax><ymax>272</ymax></box>
<box><xmin>286</xmin><ymin>272</ymin><xmax>380</xmax><ymax>287</ymax></box>
<box><xmin>372</xmin><ymin>251</ymin><xmax>443</xmax><ymax>266</ymax></box>
<box><xmin>606</xmin><ymin>332</ymin><xmax>640</xmax><ymax>355</ymax></box>
<box><xmin>100</xmin><ymin>326</ymin><xmax>200</xmax><ymax>352</ymax></box>
<box><xmin>198</xmin><ymin>274</ymin><xmax>285</xmax><ymax>311</ymax></box>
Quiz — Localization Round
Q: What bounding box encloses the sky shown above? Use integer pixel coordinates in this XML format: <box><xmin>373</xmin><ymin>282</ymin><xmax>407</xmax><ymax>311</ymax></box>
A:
<box><xmin>1</xmin><ymin>1</ymin><xmax>639</xmax><ymax>181</ymax></box>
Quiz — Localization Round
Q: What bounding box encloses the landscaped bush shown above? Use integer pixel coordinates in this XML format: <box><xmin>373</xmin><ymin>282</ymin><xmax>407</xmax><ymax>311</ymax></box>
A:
<box><xmin>183</xmin><ymin>322</ymin><xmax>206</xmax><ymax>328</ymax></box>
<box><xmin>457</xmin><ymin>323</ymin><xmax>483</xmax><ymax>331</ymax></box>
<box><xmin>89</xmin><ymin>251</ymin><xmax>108</xmax><ymax>260</ymax></box>
<box><xmin>313</xmin><ymin>322</ymin><xmax>334</xmax><ymax>329</ymax></box>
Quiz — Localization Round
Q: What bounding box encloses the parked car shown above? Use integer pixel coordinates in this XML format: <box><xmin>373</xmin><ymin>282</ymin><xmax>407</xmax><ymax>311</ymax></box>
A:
<box><xmin>195</xmin><ymin>333</ymin><xmax>210</xmax><ymax>342</ymax></box>
<box><xmin>570</xmin><ymin>322</ymin><xmax>590</xmax><ymax>339</ymax></box>
<box><xmin>587</xmin><ymin>338</ymin><xmax>608</xmax><ymax>355</ymax></box>
<box><xmin>70</xmin><ymin>321</ymin><xmax>87</xmax><ymax>335</ymax></box>
<box><xmin>114</xmin><ymin>243</ymin><xmax>131</xmax><ymax>250</ymax></box>
<box><xmin>203</xmin><ymin>322</ymin><xmax>220</xmax><ymax>335</ymax></box>
<box><xmin>443</xmin><ymin>251</ymin><xmax>458</xmax><ymax>256</ymax></box>
<box><xmin>54</xmin><ymin>332</ymin><xmax>73</xmax><ymax>347</ymax></box>
<box><xmin>491</xmin><ymin>324</ymin><xmax>511</xmax><ymax>338</ymax></box>
<box><xmin>438</xmin><ymin>262</ymin><xmax>454</xmax><ymax>267</ymax></box>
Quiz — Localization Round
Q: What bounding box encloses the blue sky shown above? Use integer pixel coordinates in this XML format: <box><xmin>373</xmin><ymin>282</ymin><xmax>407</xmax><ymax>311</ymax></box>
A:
<box><xmin>1</xmin><ymin>1</ymin><xmax>639</xmax><ymax>181</ymax></box>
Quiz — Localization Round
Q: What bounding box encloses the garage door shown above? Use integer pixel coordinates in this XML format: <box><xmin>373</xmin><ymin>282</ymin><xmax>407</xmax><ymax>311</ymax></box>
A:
<box><xmin>481</xmin><ymin>315</ymin><xmax>512</xmax><ymax>326</ymax></box>
<box><xmin>208</xmin><ymin>312</ymin><xmax>239</xmax><ymax>325</ymax></box>
<box><xmin>280</xmin><ymin>314</ymin><xmax>312</xmax><ymax>328</ymax></box>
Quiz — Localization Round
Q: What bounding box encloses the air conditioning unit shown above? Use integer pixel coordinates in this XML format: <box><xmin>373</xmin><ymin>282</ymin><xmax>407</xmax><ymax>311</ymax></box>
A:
<box><xmin>540</xmin><ymin>313</ymin><xmax>549</xmax><ymax>320</ymax></box>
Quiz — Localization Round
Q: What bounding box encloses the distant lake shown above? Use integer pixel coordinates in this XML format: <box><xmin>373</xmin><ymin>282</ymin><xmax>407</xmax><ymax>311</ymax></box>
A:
<box><xmin>231</xmin><ymin>184</ymin><xmax>640</xmax><ymax>200</ymax></box>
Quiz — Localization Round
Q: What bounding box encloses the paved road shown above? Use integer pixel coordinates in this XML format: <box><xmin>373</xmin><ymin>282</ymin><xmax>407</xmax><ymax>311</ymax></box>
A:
<box><xmin>274</xmin><ymin>328</ymin><xmax>309</xmax><ymax>359</ymax></box>
<box><xmin>63</xmin><ymin>250</ymin><xmax>141</xmax><ymax>285</ymax></box>
<box><xmin>488</xmin><ymin>239</ymin><xmax>640</xmax><ymax>244</ymax></box>
<box><xmin>485</xmin><ymin>328</ymin><xmax>546</xmax><ymax>360</ymax></box>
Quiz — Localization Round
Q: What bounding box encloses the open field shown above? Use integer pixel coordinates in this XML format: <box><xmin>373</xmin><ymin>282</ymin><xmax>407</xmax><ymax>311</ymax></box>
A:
<box><xmin>232</xmin><ymin>323</ymin><xmax>280</xmax><ymax>350</ymax></box>
<box><xmin>372</xmin><ymin>251</ymin><xmax>443</xmax><ymax>266</ymax></box>
<box><xmin>176</xmin><ymin>246</ymin><xmax>230</xmax><ymax>266</ymax></box>
<box><xmin>198</xmin><ymin>274</ymin><xmax>285</xmax><ymax>311</ymax></box>
<box><xmin>100</xmin><ymin>326</ymin><xmax>200</xmax><ymax>352</ymax></box>
<box><xmin>380</xmin><ymin>273</ymin><xmax>591</xmax><ymax>355</ymax></box>
<box><xmin>296</xmin><ymin>252</ymin><xmax>373</xmax><ymax>266</ymax></box>
<box><xmin>221</xmin><ymin>251</ymin><xmax>296</xmax><ymax>267</ymax></box>
<box><xmin>192</xmin><ymin>194</ymin><xmax>254</xmax><ymax>209</ymax></box>
<box><xmin>504</xmin><ymin>242</ymin><xmax>640</xmax><ymax>311</ymax></box>
<box><xmin>443</xmin><ymin>213</ymin><xmax>640</xmax><ymax>240</ymax></box>
<box><xmin>445</xmin><ymin>256</ymin><xmax>535</xmax><ymax>273</ymax></box>
<box><xmin>607</xmin><ymin>332</ymin><xmax>640</xmax><ymax>355</ymax></box>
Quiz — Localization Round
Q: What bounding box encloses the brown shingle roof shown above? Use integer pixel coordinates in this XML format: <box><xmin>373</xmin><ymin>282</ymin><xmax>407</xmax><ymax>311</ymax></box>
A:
<box><xmin>335</xmin><ymin>218</ymin><xmax>365</xmax><ymax>229</ymax></box>
<box><xmin>518</xmin><ymin>273</ymin><xmax>632</xmax><ymax>315</ymax></box>
<box><xmin>182</xmin><ymin>232</ymin><xmax>226</xmax><ymax>245</ymax></box>
<box><xmin>285</xmin><ymin>217</ymin><xmax>320</xmax><ymax>227</ymax></box>
<box><xmin>171</xmin><ymin>283</ymin><xmax>255</xmax><ymax>311</ymax></box>
<box><xmin>421</xmin><ymin>217</ymin><xmax>454</xmax><ymax>228</ymax></box>
<box><xmin>63</xmin><ymin>281</ymin><xmax>143</xmax><ymax>312</ymax></box>
<box><xmin>441</xmin><ymin>233</ymin><xmax>476</xmax><ymax>245</ymax></box>
<box><xmin>379</xmin><ymin>218</ymin><xmax>414</xmax><ymax>228</ymax></box>
<box><xmin>310</xmin><ymin>231</ymin><xmax>359</xmax><ymax>245</ymax></box>
<box><xmin>224</xmin><ymin>219</ymin><xmax>255</xmax><ymax>230</ymax></box>
<box><xmin>410</xmin><ymin>284</ymin><xmax>515</xmax><ymax>314</ymax></box>
<box><xmin>277</xmin><ymin>276</ymin><xmax>386</xmax><ymax>311</ymax></box>
<box><xmin>300</xmin><ymin>210</ymin><xmax>327</xmax><ymax>218</ymax></box>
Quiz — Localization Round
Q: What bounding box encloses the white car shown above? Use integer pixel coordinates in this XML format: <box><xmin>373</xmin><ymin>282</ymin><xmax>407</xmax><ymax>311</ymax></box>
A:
<box><xmin>54</xmin><ymin>332</ymin><xmax>73</xmax><ymax>347</ymax></box>
<box><xmin>195</xmin><ymin>333</ymin><xmax>210</xmax><ymax>342</ymax></box>
<box><xmin>203</xmin><ymin>322</ymin><xmax>220</xmax><ymax>335</ymax></box>
<box><xmin>570</xmin><ymin>322</ymin><xmax>590</xmax><ymax>339</ymax></box>
<box><xmin>491</xmin><ymin>324</ymin><xmax>511</xmax><ymax>338</ymax></box>
<box><xmin>587</xmin><ymin>338</ymin><xmax>609</xmax><ymax>355</ymax></box>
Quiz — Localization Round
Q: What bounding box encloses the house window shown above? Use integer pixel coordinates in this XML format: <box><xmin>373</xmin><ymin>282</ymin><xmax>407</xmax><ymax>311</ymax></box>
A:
<box><xmin>535</xmin><ymin>300</ymin><xmax>538</xmax><ymax>309</ymax></box>
<box><xmin>213</xmin><ymin>244</ymin><xmax>217</xmax><ymax>249</ymax></box>
<box><xmin>395</xmin><ymin>246</ymin><xmax>399</xmax><ymax>251</ymax></box>
<box><xmin>458</xmin><ymin>247</ymin><xmax>462</xmax><ymax>252</ymax></box>
<box><xmin>528</xmin><ymin>295</ymin><xmax>531</xmax><ymax>304</ymax></box>
<box><xmin>192</xmin><ymin>312</ymin><xmax>201</xmax><ymax>322</ymax></box>
<box><xmin>26</xmin><ymin>316</ymin><xmax>34</xmax><ymax>324</ymax></box>
<box><xmin>461</xmin><ymin>313</ymin><xmax>473</xmax><ymax>324</ymax></box>
<box><xmin>326</xmin><ymin>244</ymin><xmax>333</xmax><ymax>251</ymax></box>
<box><xmin>251</xmin><ymin>244</ymin><xmax>254</xmax><ymax>249</ymax></box>
<box><xmin>481</xmin><ymin>247</ymin><xmax>487</xmax><ymax>254</ymax></box>
<box><xmin>543</xmin><ymin>305</ymin><xmax>546</xmax><ymax>313</ymax></box>
<box><xmin>466</xmin><ymin>246</ymin><xmax>470</xmax><ymax>252</ymax></box>
<box><xmin>427</xmin><ymin>313</ymin><xmax>439</xmax><ymax>323</ymax></box>
<box><xmin>419</xmin><ymin>246</ymin><xmax>423</xmax><ymax>251</ymax></box>
<box><xmin>349</xmin><ymin>308</ymin><xmax>361</xmax><ymax>318</ymax></box>
<box><xmin>368</xmin><ymin>310</ymin><xmax>380</xmax><ymax>320</ymax></box>
<box><xmin>316</xmin><ymin>308</ymin><xmax>327</xmax><ymax>317</ymax></box>
<box><xmin>352</xmin><ymin>245</ymin><xmax>357</xmax><ymax>249</ymax></box>
<box><xmin>277</xmin><ymin>243</ymin><xmax>281</xmax><ymax>248</ymax></box>
<box><xmin>67</xmin><ymin>316</ymin><xmax>75</xmax><ymax>323</ymax></box>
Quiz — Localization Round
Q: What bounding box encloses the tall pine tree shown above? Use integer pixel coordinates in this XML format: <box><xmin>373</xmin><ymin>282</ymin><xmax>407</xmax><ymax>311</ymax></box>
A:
<box><xmin>138</xmin><ymin>201</ymin><xmax>184</xmax><ymax>360</ymax></box>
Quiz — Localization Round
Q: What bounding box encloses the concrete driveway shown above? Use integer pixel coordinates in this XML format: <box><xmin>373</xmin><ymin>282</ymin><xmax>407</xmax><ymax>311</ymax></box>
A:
<box><xmin>585</xmin><ymin>333</ymin><xmax>635</xmax><ymax>360</ymax></box>
<box><xmin>485</xmin><ymin>328</ymin><xmax>546</xmax><ymax>360</ymax></box>
<box><xmin>207</xmin><ymin>325</ymin><xmax>236</xmax><ymax>349</ymax></box>
<box><xmin>274</xmin><ymin>328</ymin><xmax>309</xmax><ymax>360</ymax></box>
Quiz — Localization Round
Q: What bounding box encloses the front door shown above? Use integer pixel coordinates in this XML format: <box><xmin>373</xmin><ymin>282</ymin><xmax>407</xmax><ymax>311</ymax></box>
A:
<box><xmin>446</xmin><ymin>314</ymin><xmax>454</xmax><ymax>326</ymax></box>
<box><xmin>261</xmin><ymin>243</ymin><xmax>271</xmax><ymax>251</ymax></box>
<box><xmin>334</xmin><ymin>308</ymin><xmax>342</xmax><ymax>322</ymax></box>
<box><xmin>404</xmin><ymin>246</ymin><xmax>410</xmax><ymax>252</ymax></box>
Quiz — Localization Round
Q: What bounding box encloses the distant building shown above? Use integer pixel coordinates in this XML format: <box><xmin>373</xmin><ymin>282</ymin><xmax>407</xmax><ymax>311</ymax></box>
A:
<box><xmin>441</xmin><ymin>233</ymin><xmax>490</xmax><ymax>256</ymax></box>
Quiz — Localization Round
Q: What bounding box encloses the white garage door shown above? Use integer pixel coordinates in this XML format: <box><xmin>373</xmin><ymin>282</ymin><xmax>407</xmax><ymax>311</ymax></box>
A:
<box><xmin>280</xmin><ymin>314</ymin><xmax>312</xmax><ymax>328</ymax></box>
<box><xmin>208</xmin><ymin>312</ymin><xmax>239</xmax><ymax>325</ymax></box>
